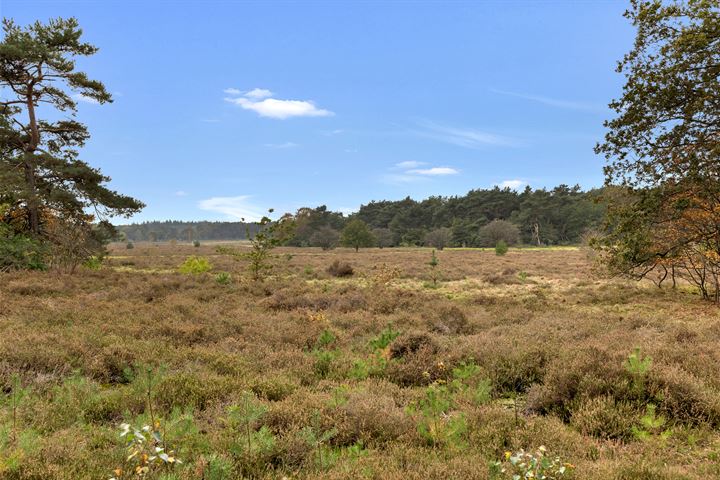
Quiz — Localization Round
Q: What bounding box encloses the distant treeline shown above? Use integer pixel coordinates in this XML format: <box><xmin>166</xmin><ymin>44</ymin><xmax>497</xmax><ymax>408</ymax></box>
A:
<box><xmin>118</xmin><ymin>220</ymin><xmax>260</xmax><ymax>242</ymax></box>
<box><xmin>118</xmin><ymin>185</ymin><xmax>606</xmax><ymax>247</ymax></box>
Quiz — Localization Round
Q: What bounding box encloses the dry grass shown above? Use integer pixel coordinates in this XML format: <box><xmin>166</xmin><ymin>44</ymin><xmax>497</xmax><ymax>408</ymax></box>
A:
<box><xmin>1</xmin><ymin>243</ymin><xmax>719</xmax><ymax>478</ymax></box>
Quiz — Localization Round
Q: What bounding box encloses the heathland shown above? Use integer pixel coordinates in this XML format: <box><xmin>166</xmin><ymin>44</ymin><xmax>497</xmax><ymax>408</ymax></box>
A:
<box><xmin>2</xmin><ymin>243</ymin><xmax>720</xmax><ymax>479</ymax></box>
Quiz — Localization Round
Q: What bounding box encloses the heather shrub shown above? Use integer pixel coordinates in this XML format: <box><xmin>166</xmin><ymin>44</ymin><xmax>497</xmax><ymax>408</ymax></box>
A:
<box><xmin>428</xmin><ymin>304</ymin><xmax>469</xmax><ymax>334</ymax></box>
<box><xmin>327</xmin><ymin>260</ymin><xmax>354</xmax><ymax>277</ymax></box>
<box><xmin>525</xmin><ymin>348</ymin><xmax>628</xmax><ymax>420</ymax></box>
<box><xmin>389</xmin><ymin>333</ymin><xmax>438</xmax><ymax>360</ymax></box>
<box><xmin>570</xmin><ymin>395</ymin><xmax>637</xmax><ymax>440</ymax></box>
<box><xmin>331</xmin><ymin>390</ymin><xmax>412</xmax><ymax>446</ymax></box>
<box><xmin>495</xmin><ymin>240</ymin><xmax>509</xmax><ymax>256</ymax></box>
<box><xmin>488</xmin><ymin>348</ymin><xmax>546</xmax><ymax>395</ymax></box>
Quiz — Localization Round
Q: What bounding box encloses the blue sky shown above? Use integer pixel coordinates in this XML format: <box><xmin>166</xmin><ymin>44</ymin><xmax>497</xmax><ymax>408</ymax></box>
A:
<box><xmin>4</xmin><ymin>0</ymin><xmax>634</xmax><ymax>222</ymax></box>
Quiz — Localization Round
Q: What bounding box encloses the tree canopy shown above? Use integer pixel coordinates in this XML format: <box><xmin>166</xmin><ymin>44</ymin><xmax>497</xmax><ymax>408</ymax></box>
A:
<box><xmin>0</xmin><ymin>17</ymin><xmax>143</xmax><ymax>235</ymax></box>
<box><xmin>594</xmin><ymin>0</ymin><xmax>720</xmax><ymax>301</ymax></box>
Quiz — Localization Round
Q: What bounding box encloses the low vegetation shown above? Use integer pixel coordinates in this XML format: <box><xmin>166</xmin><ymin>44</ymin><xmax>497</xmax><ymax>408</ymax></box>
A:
<box><xmin>2</xmin><ymin>244</ymin><xmax>720</xmax><ymax>478</ymax></box>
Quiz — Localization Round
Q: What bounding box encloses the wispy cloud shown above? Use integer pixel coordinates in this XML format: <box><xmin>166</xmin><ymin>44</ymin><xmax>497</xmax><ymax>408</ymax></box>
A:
<box><xmin>198</xmin><ymin>195</ymin><xmax>266</xmax><ymax>221</ymax></box>
<box><xmin>395</xmin><ymin>160</ymin><xmax>426</xmax><ymax>169</ymax></box>
<box><xmin>244</xmin><ymin>88</ymin><xmax>273</xmax><ymax>99</ymax></box>
<box><xmin>408</xmin><ymin>167</ymin><xmax>459</xmax><ymax>176</ymax></box>
<box><xmin>264</xmin><ymin>142</ymin><xmax>299</xmax><ymax>149</ymax></box>
<box><xmin>175</xmin><ymin>190</ymin><xmax>188</xmax><ymax>197</ymax></box>
<box><xmin>497</xmin><ymin>179</ymin><xmax>527</xmax><ymax>190</ymax></box>
<box><xmin>72</xmin><ymin>93</ymin><xmax>99</xmax><ymax>105</ymax></box>
<box><xmin>491</xmin><ymin>89</ymin><xmax>607</xmax><ymax>113</ymax></box>
<box><xmin>414</xmin><ymin>120</ymin><xmax>520</xmax><ymax>148</ymax></box>
<box><xmin>383</xmin><ymin>161</ymin><xmax>459</xmax><ymax>184</ymax></box>
<box><xmin>224</xmin><ymin>87</ymin><xmax>333</xmax><ymax>119</ymax></box>
<box><xmin>200</xmin><ymin>118</ymin><xmax>220</xmax><ymax>123</ymax></box>
<box><xmin>223</xmin><ymin>88</ymin><xmax>242</xmax><ymax>95</ymax></box>
<box><xmin>322</xmin><ymin>129</ymin><xmax>344</xmax><ymax>136</ymax></box>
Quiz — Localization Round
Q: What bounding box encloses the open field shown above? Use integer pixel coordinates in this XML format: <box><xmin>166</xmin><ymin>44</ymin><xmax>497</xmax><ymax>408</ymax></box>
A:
<box><xmin>2</xmin><ymin>244</ymin><xmax>720</xmax><ymax>479</ymax></box>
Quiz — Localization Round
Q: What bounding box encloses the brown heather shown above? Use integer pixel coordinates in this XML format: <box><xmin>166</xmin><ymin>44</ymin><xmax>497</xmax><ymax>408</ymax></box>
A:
<box><xmin>1</xmin><ymin>243</ymin><xmax>720</xmax><ymax>478</ymax></box>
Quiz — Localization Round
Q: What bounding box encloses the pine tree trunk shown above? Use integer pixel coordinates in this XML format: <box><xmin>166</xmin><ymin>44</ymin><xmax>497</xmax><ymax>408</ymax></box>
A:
<box><xmin>23</xmin><ymin>152</ymin><xmax>40</xmax><ymax>235</ymax></box>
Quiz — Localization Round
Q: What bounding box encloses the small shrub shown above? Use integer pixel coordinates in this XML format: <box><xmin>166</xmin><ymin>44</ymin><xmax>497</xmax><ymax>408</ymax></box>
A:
<box><xmin>178</xmin><ymin>255</ymin><xmax>212</xmax><ymax>274</ymax></box>
<box><xmin>389</xmin><ymin>333</ymin><xmax>437</xmax><ymax>360</ymax></box>
<box><xmin>570</xmin><ymin>395</ymin><xmax>636</xmax><ymax>440</ymax></box>
<box><xmin>327</xmin><ymin>260</ymin><xmax>354</xmax><ymax>277</ymax></box>
<box><xmin>406</xmin><ymin>383</ymin><xmax>467</xmax><ymax>448</ymax></box>
<box><xmin>429</xmin><ymin>305</ymin><xmax>469</xmax><ymax>334</ymax></box>
<box><xmin>215</xmin><ymin>271</ymin><xmax>232</xmax><ymax>285</ymax></box>
<box><xmin>495</xmin><ymin>240</ymin><xmax>509</xmax><ymax>256</ymax></box>
<box><xmin>83</xmin><ymin>255</ymin><xmax>103</xmax><ymax>270</ymax></box>
<box><xmin>193</xmin><ymin>240</ymin><xmax>201</xmax><ymax>248</ymax></box>
<box><xmin>632</xmin><ymin>404</ymin><xmax>671</xmax><ymax>442</ymax></box>
<box><xmin>125</xmin><ymin>241</ymin><xmax>134</xmax><ymax>249</ymax></box>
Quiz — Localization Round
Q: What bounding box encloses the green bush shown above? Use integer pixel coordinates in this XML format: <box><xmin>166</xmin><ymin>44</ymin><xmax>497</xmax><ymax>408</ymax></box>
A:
<box><xmin>215</xmin><ymin>271</ymin><xmax>232</xmax><ymax>285</ymax></box>
<box><xmin>178</xmin><ymin>255</ymin><xmax>212</xmax><ymax>274</ymax></box>
<box><xmin>495</xmin><ymin>240</ymin><xmax>509</xmax><ymax>256</ymax></box>
<box><xmin>125</xmin><ymin>241</ymin><xmax>134</xmax><ymax>249</ymax></box>
<box><xmin>193</xmin><ymin>240</ymin><xmax>200</xmax><ymax>248</ymax></box>
<box><xmin>0</xmin><ymin>223</ymin><xmax>47</xmax><ymax>271</ymax></box>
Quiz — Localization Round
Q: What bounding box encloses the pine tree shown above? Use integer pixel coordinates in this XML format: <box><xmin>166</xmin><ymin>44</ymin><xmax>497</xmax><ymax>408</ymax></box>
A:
<box><xmin>0</xmin><ymin>17</ymin><xmax>143</xmax><ymax>235</ymax></box>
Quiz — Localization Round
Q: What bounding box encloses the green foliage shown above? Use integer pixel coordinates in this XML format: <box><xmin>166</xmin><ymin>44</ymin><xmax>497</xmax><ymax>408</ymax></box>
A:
<box><xmin>625</xmin><ymin>347</ymin><xmax>652</xmax><ymax>393</ymax></box>
<box><xmin>83</xmin><ymin>255</ymin><xmax>103</xmax><ymax>270</ymax></box>
<box><xmin>490</xmin><ymin>446</ymin><xmax>574</xmax><ymax>480</ymax></box>
<box><xmin>427</xmin><ymin>249</ymin><xmax>441</xmax><ymax>286</ymax></box>
<box><xmin>632</xmin><ymin>404</ymin><xmax>672</xmax><ymax>442</ymax></box>
<box><xmin>299</xmin><ymin>410</ymin><xmax>337</xmax><ymax>470</ymax></box>
<box><xmin>312</xmin><ymin>330</ymin><xmax>338</xmax><ymax>378</ymax></box>
<box><xmin>193</xmin><ymin>240</ymin><xmax>200</xmax><ymax>248</ymax></box>
<box><xmin>227</xmin><ymin>391</ymin><xmax>275</xmax><ymax>474</ymax></box>
<box><xmin>217</xmin><ymin>210</ymin><xmax>295</xmax><ymax>281</ymax></box>
<box><xmin>0</xmin><ymin>223</ymin><xmax>47</xmax><ymax>271</ymax></box>
<box><xmin>126</xmin><ymin>241</ymin><xmax>134</xmax><ymax>249</ymax></box>
<box><xmin>178</xmin><ymin>255</ymin><xmax>212</xmax><ymax>274</ymax></box>
<box><xmin>341</xmin><ymin>219</ymin><xmax>375</xmax><ymax>252</ymax></box>
<box><xmin>451</xmin><ymin>362</ymin><xmax>492</xmax><ymax>406</ymax></box>
<box><xmin>215</xmin><ymin>271</ymin><xmax>232</xmax><ymax>285</ymax></box>
<box><xmin>0</xmin><ymin>18</ymin><xmax>144</xmax><ymax>236</ymax></box>
<box><xmin>369</xmin><ymin>325</ymin><xmax>400</xmax><ymax>351</ymax></box>
<box><xmin>495</xmin><ymin>240</ymin><xmax>509</xmax><ymax>256</ymax></box>
<box><xmin>406</xmin><ymin>383</ymin><xmax>467</xmax><ymax>448</ymax></box>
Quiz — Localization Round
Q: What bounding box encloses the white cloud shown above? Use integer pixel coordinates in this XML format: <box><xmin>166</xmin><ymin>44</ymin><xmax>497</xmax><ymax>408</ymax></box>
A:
<box><xmin>198</xmin><ymin>195</ymin><xmax>266</xmax><ymax>221</ymax></box>
<box><xmin>226</xmin><ymin>96</ymin><xmax>334</xmax><ymax>119</ymax></box>
<box><xmin>72</xmin><ymin>93</ymin><xmax>99</xmax><ymax>105</ymax></box>
<box><xmin>175</xmin><ymin>190</ymin><xmax>188</xmax><ymax>197</ymax></box>
<box><xmin>223</xmin><ymin>88</ymin><xmax>242</xmax><ymax>95</ymax></box>
<box><xmin>408</xmin><ymin>167</ymin><xmax>459</xmax><ymax>176</ymax></box>
<box><xmin>415</xmin><ymin>120</ymin><xmax>519</xmax><ymax>148</ymax></box>
<box><xmin>497</xmin><ymin>179</ymin><xmax>527</xmax><ymax>190</ymax></box>
<box><xmin>383</xmin><ymin>162</ymin><xmax>458</xmax><ymax>184</ymax></box>
<box><xmin>200</xmin><ymin>118</ymin><xmax>220</xmax><ymax>123</ymax></box>
<box><xmin>244</xmin><ymin>88</ymin><xmax>273</xmax><ymax>99</ymax></box>
<box><xmin>491</xmin><ymin>89</ymin><xmax>607</xmax><ymax>113</ymax></box>
<box><xmin>224</xmin><ymin>88</ymin><xmax>333</xmax><ymax>119</ymax></box>
<box><xmin>264</xmin><ymin>142</ymin><xmax>299</xmax><ymax>149</ymax></box>
<box><xmin>395</xmin><ymin>160</ymin><xmax>426</xmax><ymax>169</ymax></box>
